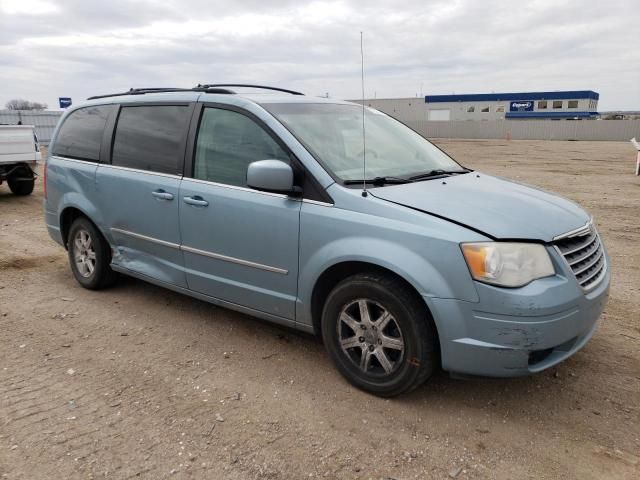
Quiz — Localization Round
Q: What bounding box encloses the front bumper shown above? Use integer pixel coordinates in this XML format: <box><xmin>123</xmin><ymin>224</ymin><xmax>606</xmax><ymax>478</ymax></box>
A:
<box><xmin>426</xmin><ymin>252</ymin><xmax>611</xmax><ymax>377</ymax></box>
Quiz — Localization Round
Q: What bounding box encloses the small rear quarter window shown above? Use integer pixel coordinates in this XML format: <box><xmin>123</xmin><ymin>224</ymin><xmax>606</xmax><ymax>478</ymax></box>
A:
<box><xmin>52</xmin><ymin>105</ymin><xmax>113</xmax><ymax>161</ymax></box>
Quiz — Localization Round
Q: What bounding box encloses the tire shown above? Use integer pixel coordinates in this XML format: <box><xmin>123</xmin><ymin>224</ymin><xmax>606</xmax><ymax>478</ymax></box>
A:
<box><xmin>8</xmin><ymin>176</ymin><xmax>34</xmax><ymax>196</ymax></box>
<box><xmin>67</xmin><ymin>217</ymin><xmax>117</xmax><ymax>290</ymax></box>
<box><xmin>321</xmin><ymin>273</ymin><xmax>437</xmax><ymax>397</ymax></box>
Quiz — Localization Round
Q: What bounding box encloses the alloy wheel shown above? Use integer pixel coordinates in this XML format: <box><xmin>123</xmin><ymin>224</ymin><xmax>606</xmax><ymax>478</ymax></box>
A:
<box><xmin>337</xmin><ymin>299</ymin><xmax>405</xmax><ymax>376</ymax></box>
<box><xmin>73</xmin><ymin>229</ymin><xmax>96</xmax><ymax>278</ymax></box>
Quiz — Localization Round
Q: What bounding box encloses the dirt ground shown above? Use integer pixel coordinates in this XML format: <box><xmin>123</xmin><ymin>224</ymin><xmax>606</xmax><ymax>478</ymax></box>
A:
<box><xmin>0</xmin><ymin>140</ymin><xmax>638</xmax><ymax>480</ymax></box>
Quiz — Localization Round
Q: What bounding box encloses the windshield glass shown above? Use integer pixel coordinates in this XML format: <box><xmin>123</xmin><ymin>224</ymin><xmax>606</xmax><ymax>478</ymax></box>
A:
<box><xmin>264</xmin><ymin>103</ymin><xmax>465</xmax><ymax>182</ymax></box>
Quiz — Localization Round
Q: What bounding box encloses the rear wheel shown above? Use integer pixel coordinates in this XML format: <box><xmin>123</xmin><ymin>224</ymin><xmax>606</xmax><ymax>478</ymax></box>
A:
<box><xmin>67</xmin><ymin>217</ymin><xmax>117</xmax><ymax>290</ymax></box>
<box><xmin>321</xmin><ymin>272</ymin><xmax>437</xmax><ymax>397</ymax></box>
<box><xmin>8</xmin><ymin>175</ymin><xmax>34</xmax><ymax>196</ymax></box>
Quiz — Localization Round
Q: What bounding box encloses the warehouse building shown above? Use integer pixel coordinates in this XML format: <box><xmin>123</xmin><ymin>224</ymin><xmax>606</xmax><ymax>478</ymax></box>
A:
<box><xmin>357</xmin><ymin>90</ymin><xmax>600</xmax><ymax>122</ymax></box>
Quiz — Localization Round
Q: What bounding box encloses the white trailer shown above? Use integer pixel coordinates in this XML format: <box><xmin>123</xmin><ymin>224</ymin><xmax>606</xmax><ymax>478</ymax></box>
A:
<box><xmin>0</xmin><ymin>125</ymin><xmax>41</xmax><ymax>195</ymax></box>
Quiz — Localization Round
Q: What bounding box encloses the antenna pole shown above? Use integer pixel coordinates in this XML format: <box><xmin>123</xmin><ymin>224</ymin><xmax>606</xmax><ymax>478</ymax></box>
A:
<box><xmin>360</xmin><ymin>31</ymin><xmax>367</xmax><ymax>197</ymax></box>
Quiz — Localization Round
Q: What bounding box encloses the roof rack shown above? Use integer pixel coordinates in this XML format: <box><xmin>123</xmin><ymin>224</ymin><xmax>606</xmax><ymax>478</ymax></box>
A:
<box><xmin>87</xmin><ymin>84</ymin><xmax>303</xmax><ymax>101</ymax></box>
<box><xmin>196</xmin><ymin>84</ymin><xmax>305</xmax><ymax>96</ymax></box>
<box><xmin>87</xmin><ymin>86</ymin><xmax>235</xmax><ymax>100</ymax></box>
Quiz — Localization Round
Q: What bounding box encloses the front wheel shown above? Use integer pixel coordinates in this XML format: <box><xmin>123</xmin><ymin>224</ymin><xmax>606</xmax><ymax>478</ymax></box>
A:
<box><xmin>321</xmin><ymin>273</ymin><xmax>438</xmax><ymax>397</ymax></box>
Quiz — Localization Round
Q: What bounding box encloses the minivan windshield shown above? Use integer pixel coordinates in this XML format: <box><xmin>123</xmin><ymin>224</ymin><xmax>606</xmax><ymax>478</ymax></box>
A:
<box><xmin>264</xmin><ymin>103</ymin><xmax>466</xmax><ymax>182</ymax></box>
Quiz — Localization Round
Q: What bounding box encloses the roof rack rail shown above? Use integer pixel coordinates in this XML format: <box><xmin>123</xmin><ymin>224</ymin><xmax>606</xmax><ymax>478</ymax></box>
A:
<box><xmin>192</xmin><ymin>87</ymin><xmax>237</xmax><ymax>94</ymax></box>
<box><xmin>87</xmin><ymin>86</ymin><xmax>235</xmax><ymax>100</ymax></box>
<box><xmin>86</xmin><ymin>84</ymin><xmax>300</xmax><ymax>101</ymax></box>
<box><xmin>196</xmin><ymin>84</ymin><xmax>304</xmax><ymax>96</ymax></box>
<box><xmin>87</xmin><ymin>88</ymin><xmax>187</xmax><ymax>100</ymax></box>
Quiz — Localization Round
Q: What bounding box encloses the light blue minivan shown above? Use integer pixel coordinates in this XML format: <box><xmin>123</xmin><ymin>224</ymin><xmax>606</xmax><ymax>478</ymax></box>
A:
<box><xmin>44</xmin><ymin>85</ymin><xmax>610</xmax><ymax>396</ymax></box>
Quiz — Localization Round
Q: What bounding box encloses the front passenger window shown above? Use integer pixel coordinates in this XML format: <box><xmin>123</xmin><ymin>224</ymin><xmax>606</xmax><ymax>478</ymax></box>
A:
<box><xmin>194</xmin><ymin>107</ymin><xmax>289</xmax><ymax>187</ymax></box>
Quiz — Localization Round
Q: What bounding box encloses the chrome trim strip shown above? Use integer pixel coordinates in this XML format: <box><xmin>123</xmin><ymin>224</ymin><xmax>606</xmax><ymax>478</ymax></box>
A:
<box><xmin>573</xmin><ymin>248</ymin><xmax>604</xmax><ymax>276</ymax></box>
<box><xmin>181</xmin><ymin>245</ymin><xmax>288</xmax><ymax>275</ymax></box>
<box><xmin>581</xmin><ymin>257</ymin><xmax>607</xmax><ymax>290</ymax></box>
<box><xmin>553</xmin><ymin>220</ymin><xmax>593</xmax><ymax>241</ymax></box>
<box><xmin>111</xmin><ymin>227</ymin><xmax>181</xmax><ymax>249</ymax></box>
<box><xmin>112</xmin><ymin>227</ymin><xmax>288</xmax><ymax>275</ymax></box>
<box><xmin>51</xmin><ymin>155</ymin><xmax>97</xmax><ymax>165</ymax></box>
<box><xmin>99</xmin><ymin>163</ymin><xmax>183</xmax><ymax>179</ymax></box>
<box><xmin>181</xmin><ymin>177</ymin><xmax>289</xmax><ymax>199</ymax></box>
<box><xmin>560</xmin><ymin>232</ymin><xmax>598</xmax><ymax>256</ymax></box>
<box><xmin>567</xmin><ymin>236</ymin><xmax>600</xmax><ymax>265</ymax></box>
<box><xmin>302</xmin><ymin>198</ymin><xmax>334</xmax><ymax>207</ymax></box>
<box><xmin>578</xmin><ymin>256</ymin><xmax>606</xmax><ymax>286</ymax></box>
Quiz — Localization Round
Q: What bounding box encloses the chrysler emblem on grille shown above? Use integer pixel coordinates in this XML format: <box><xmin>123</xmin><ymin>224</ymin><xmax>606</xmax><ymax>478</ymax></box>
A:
<box><xmin>554</xmin><ymin>220</ymin><xmax>594</xmax><ymax>241</ymax></box>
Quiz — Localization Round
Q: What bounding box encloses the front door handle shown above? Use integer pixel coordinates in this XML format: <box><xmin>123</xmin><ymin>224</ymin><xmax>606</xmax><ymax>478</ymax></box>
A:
<box><xmin>152</xmin><ymin>189</ymin><xmax>174</xmax><ymax>201</ymax></box>
<box><xmin>183</xmin><ymin>196</ymin><xmax>209</xmax><ymax>207</ymax></box>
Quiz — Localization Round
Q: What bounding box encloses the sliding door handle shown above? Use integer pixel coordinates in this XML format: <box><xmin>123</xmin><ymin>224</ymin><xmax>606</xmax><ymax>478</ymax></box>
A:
<box><xmin>183</xmin><ymin>196</ymin><xmax>209</xmax><ymax>207</ymax></box>
<box><xmin>152</xmin><ymin>189</ymin><xmax>174</xmax><ymax>200</ymax></box>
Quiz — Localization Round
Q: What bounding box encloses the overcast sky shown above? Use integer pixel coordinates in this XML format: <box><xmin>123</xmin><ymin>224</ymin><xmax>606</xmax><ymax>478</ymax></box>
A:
<box><xmin>1</xmin><ymin>0</ymin><xmax>638</xmax><ymax>111</ymax></box>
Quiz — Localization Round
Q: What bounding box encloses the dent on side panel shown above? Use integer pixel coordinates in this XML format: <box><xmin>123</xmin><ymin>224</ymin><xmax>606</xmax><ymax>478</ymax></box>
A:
<box><xmin>96</xmin><ymin>166</ymin><xmax>187</xmax><ymax>288</ymax></box>
<box><xmin>111</xmin><ymin>242</ymin><xmax>183</xmax><ymax>285</ymax></box>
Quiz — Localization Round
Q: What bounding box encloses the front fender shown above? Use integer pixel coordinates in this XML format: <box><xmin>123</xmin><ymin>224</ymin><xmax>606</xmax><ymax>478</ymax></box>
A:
<box><xmin>297</xmin><ymin>236</ymin><xmax>480</xmax><ymax>328</ymax></box>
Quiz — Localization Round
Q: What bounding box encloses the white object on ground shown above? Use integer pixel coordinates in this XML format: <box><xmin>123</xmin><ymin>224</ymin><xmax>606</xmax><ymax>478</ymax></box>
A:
<box><xmin>631</xmin><ymin>137</ymin><xmax>640</xmax><ymax>177</ymax></box>
<box><xmin>637</xmin><ymin>154</ymin><xmax>639</xmax><ymax>177</ymax></box>
<box><xmin>631</xmin><ymin>138</ymin><xmax>640</xmax><ymax>176</ymax></box>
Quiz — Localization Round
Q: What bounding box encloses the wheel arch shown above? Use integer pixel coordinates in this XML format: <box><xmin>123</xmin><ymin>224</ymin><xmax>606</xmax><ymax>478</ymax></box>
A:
<box><xmin>60</xmin><ymin>206</ymin><xmax>101</xmax><ymax>249</ymax></box>
<box><xmin>310</xmin><ymin>261</ymin><xmax>440</xmax><ymax>353</ymax></box>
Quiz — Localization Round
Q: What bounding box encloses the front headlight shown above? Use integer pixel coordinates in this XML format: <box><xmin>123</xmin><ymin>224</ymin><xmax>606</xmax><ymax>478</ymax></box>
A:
<box><xmin>461</xmin><ymin>242</ymin><xmax>554</xmax><ymax>287</ymax></box>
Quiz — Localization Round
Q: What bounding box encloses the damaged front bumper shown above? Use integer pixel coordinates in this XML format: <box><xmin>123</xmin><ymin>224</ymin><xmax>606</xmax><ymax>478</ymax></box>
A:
<box><xmin>426</xmin><ymin>252</ymin><xmax>611</xmax><ymax>377</ymax></box>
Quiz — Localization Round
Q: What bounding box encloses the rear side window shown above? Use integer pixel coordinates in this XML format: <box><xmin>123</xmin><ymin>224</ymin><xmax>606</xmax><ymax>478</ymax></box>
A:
<box><xmin>52</xmin><ymin>105</ymin><xmax>112</xmax><ymax>161</ymax></box>
<box><xmin>193</xmin><ymin>107</ymin><xmax>289</xmax><ymax>187</ymax></box>
<box><xmin>112</xmin><ymin>105</ymin><xmax>191</xmax><ymax>174</ymax></box>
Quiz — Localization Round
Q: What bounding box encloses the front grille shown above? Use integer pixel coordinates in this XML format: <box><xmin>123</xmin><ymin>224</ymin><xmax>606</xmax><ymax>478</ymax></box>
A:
<box><xmin>554</xmin><ymin>224</ymin><xmax>606</xmax><ymax>291</ymax></box>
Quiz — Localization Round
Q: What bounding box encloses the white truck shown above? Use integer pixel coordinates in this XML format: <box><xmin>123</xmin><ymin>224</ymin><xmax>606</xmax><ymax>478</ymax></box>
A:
<box><xmin>0</xmin><ymin>125</ymin><xmax>40</xmax><ymax>195</ymax></box>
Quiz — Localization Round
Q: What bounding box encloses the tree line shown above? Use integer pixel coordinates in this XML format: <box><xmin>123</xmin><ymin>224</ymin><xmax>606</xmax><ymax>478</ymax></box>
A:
<box><xmin>5</xmin><ymin>99</ymin><xmax>48</xmax><ymax>110</ymax></box>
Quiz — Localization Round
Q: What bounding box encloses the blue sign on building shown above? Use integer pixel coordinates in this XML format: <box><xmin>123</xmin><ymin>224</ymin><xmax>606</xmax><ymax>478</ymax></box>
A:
<box><xmin>59</xmin><ymin>97</ymin><xmax>72</xmax><ymax>109</ymax></box>
<box><xmin>510</xmin><ymin>100</ymin><xmax>534</xmax><ymax>112</ymax></box>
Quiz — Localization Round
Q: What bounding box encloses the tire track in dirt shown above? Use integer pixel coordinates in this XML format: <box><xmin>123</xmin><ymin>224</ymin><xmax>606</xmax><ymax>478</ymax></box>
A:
<box><xmin>1</xmin><ymin>323</ymin><xmax>175</xmax><ymax>479</ymax></box>
<box><xmin>1</xmin><ymin>361</ymin><xmax>169</xmax><ymax>478</ymax></box>
<box><xmin>0</xmin><ymin>255</ymin><xmax>60</xmax><ymax>271</ymax></box>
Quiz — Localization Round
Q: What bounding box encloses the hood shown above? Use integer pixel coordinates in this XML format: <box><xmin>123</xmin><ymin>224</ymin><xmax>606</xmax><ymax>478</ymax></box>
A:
<box><xmin>370</xmin><ymin>173</ymin><xmax>590</xmax><ymax>241</ymax></box>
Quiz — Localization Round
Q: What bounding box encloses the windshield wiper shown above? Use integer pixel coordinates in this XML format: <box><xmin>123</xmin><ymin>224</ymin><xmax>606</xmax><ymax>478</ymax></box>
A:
<box><xmin>343</xmin><ymin>176</ymin><xmax>413</xmax><ymax>186</ymax></box>
<box><xmin>408</xmin><ymin>169</ymin><xmax>469</xmax><ymax>181</ymax></box>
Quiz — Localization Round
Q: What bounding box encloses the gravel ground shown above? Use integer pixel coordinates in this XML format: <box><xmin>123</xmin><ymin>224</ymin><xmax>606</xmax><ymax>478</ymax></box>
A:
<box><xmin>0</xmin><ymin>140</ymin><xmax>638</xmax><ymax>479</ymax></box>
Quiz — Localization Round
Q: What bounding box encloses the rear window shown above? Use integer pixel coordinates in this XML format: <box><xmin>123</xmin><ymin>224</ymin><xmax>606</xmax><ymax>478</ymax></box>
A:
<box><xmin>52</xmin><ymin>105</ymin><xmax>112</xmax><ymax>161</ymax></box>
<box><xmin>111</xmin><ymin>105</ymin><xmax>191</xmax><ymax>175</ymax></box>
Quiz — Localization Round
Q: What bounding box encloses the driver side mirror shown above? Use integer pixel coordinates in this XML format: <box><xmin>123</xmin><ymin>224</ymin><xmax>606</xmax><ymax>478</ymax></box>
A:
<box><xmin>247</xmin><ymin>160</ymin><xmax>298</xmax><ymax>194</ymax></box>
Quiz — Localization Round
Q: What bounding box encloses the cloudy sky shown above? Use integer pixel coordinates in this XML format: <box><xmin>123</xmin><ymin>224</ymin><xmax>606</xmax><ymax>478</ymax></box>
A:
<box><xmin>1</xmin><ymin>0</ymin><xmax>638</xmax><ymax>111</ymax></box>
